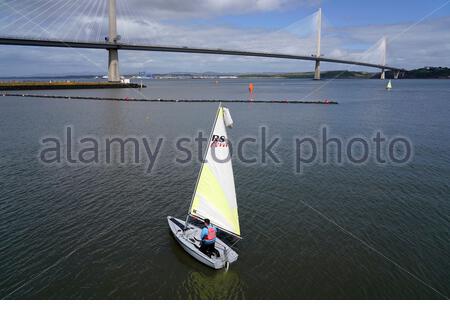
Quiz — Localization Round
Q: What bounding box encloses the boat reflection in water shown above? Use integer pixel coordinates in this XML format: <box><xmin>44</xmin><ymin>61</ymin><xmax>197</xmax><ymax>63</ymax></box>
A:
<box><xmin>177</xmin><ymin>270</ymin><xmax>245</xmax><ymax>299</ymax></box>
<box><xmin>169</xmin><ymin>235</ymin><xmax>245</xmax><ymax>299</ymax></box>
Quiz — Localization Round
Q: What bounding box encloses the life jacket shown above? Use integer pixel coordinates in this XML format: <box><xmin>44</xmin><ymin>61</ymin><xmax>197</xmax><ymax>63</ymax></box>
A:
<box><xmin>205</xmin><ymin>226</ymin><xmax>216</xmax><ymax>241</ymax></box>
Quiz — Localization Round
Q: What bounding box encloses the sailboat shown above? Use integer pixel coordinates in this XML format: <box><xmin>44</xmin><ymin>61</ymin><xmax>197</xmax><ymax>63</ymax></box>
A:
<box><xmin>168</xmin><ymin>104</ymin><xmax>241</xmax><ymax>270</ymax></box>
<box><xmin>386</xmin><ymin>79</ymin><xmax>392</xmax><ymax>90</ymax></box>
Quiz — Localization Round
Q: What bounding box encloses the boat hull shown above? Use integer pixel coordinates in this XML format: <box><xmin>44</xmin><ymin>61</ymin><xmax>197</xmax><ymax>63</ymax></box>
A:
<box><xmin>167</xmin><ymin>216</ymin><xmax>238</xmax><ymax>269</ymax></box>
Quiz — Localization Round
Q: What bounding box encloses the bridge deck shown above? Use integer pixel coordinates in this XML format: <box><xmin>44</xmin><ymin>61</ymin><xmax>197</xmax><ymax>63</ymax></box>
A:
<box><xmin>0</xmin><ymin>37</ymin><xmax>405</xmax><ymax>72</ymax></box>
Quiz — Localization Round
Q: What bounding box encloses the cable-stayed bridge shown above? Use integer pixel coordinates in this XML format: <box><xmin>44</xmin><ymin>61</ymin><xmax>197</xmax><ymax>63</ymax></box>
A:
<box><xmin>0</xmin><ymin>1</ymin><xmax>406</xmax><ymax>82</ymax></box>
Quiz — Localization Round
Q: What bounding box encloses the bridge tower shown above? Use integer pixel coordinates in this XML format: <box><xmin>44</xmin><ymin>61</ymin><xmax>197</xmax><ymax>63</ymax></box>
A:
<box><xmin>380</xmin><ymin>36</ymin><xmax>387</xmax><ymax>80</ymax></box>
<box><xmin>314</xmin><ymin>8</ymin><xmax>322</xmax><ymax>80</ymax></box>
<box><xmin>108</xmin><ymin>0</ymin><xmax>120</xmax><ymax>82</ymax></box>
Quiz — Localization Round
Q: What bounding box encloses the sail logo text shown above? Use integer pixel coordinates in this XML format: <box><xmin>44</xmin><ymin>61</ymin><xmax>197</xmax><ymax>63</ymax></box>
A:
<box><xmin>211</xmin><ymin>135</ymin><xmax>229</xmax><ymax>148</ymax></box>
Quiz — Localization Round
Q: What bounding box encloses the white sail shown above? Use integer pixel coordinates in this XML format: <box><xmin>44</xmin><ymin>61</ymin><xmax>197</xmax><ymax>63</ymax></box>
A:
<box><xmin>386</xmin><ymin>80</ymin><xmax>392</xmax><ymax>90</ymax></box>
<box><xmin>189</xmin><ymin>105</ymin><xmax>240</xmax><ymax>237</ymax></box>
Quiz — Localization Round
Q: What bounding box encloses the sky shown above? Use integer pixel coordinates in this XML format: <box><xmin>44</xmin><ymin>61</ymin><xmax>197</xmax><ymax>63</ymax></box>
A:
<box><xmin>0</xmin><ymin>0</ymin><xmax>449</xmax><ymax>76</ymax></box>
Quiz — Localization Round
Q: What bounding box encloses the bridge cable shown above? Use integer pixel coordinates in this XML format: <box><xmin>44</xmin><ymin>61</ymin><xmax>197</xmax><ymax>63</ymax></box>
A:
<box><xmin>126</xmin><ymin>0</ymin><xmax>155</xmax><ymax>44</ymax></box>
<box><xmin>27</xmin><ymin>0</ymin><xmax>75</xmax><ymax>38</ymax></box>
<box><xmin>0</xmin><ymin>0</ymin><xmax>60</xmax><ymax>34</ymax></box>
<box><xmin>75</xmin><ymin>0</ymin><xmax>97</xmax><ymax>42</ymax></box>
<box><xmin>74</xmin><ymin>0</ymin><xmax>99</xmax><ymax>42</ymax></box>
<box><xmin>95</xmin><ymin>0</ymin><xmax>107</xmax><ymax>43</ymax></box>
<box><xmin>0</xmin><ymin>0</ymin><xmax>105</xmax><ymax>72</ymax></box>
<box><xmin>116</xmin><ymin>0</ymin><xmax>128</xmax><ymax>42</ymax></box>
<box><xmin>87</xmin><ymin>0</ymin><xmax>104</xmax><ymax>43</ymax></box>
<box><xmin>60</xmin><ymin>1</ymin><xmax>94</xmax><ymax>41</ymax></box>
<box><xmin>10</xmin><ymin>0</ymin><xmax>69</xmax><ymax>37</ymax></box>
<box><xmin>122</xmin><ymin>0</ymin><xmax>137</xmax><ymax>42</ymax></box>
<box><xmin>0</xmin><ymin>0</ymin><xmax>44</xmax><ymax>25</ymax></box>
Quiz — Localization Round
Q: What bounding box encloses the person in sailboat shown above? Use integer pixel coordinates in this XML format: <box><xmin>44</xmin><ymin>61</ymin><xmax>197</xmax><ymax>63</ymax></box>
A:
<box><xmin>200</xmin><ymin>219</ymin><xmax>218</xmax><ymax>257</ymax></box>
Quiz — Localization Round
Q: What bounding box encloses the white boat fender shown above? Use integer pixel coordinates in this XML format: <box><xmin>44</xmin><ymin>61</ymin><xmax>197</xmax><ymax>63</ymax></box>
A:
<box><xmin>224</xmin><ymin>246</ymin><xmax>230</xmax><ymax>271</ymax></box>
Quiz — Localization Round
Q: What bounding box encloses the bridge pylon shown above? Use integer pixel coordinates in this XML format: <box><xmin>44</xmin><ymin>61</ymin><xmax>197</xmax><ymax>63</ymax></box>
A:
<box><xmin>380</xmin><ymin>36</ymin><xmax>387</xmax><ymax>80</ymax></box>
<box><xmin>314</xmin><ymin>8</ymin><xmax>322</xmax><ymax>80</ymax></box>
<box><xmin>107</xmin><ymin>0</ymin><xmax>120</xmax><ymax>82</ymax></box>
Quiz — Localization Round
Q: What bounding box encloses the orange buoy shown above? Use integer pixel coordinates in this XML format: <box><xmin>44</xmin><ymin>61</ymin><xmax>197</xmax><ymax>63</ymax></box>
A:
<box><xmin>248</xmin><ymin>83</ymin><xmax>254</xmax><ymax>94</ymax></box>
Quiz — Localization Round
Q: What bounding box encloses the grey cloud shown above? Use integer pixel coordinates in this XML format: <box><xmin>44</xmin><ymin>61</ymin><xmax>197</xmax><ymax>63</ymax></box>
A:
<box><xmin>120</xmin><ymin>0</ymin><xmax>309</xmax><ymax>19</ymax></box>
<box><xmin>0</xmin><ymin>1</ymin><xmax>449</xmax><ymax>76</ymax></box>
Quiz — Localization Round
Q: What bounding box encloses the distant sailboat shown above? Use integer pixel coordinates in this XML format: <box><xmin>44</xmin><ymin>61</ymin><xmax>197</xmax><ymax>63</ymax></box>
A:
<box><xmin>386</xmin><ymin>80</ymin><xmax>392</xmax><ymax>90</ymax></box>
<box><xmin>168</xmin><ymin>104</ymin><xmax>240</xmax><ymax>270</ymax></box>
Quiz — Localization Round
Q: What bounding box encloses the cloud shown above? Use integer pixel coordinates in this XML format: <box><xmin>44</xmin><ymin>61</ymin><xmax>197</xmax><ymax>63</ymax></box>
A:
<box><xmin>323</xmin><ymin>16</ymin><xmax>450</xmax><ymax>67</ymax></box>
<box><xmin>0</xmin><ymin>1</ymin><xmax>449</xmax><ymax>76</ymax></box>
<box><xmin>121</xmin><ymin>0</ymin><xmax>307</xmax><ymax>19</ymax></box>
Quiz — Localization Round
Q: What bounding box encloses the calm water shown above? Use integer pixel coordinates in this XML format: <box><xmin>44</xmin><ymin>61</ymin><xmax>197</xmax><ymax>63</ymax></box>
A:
<box><xmin>0</xmin><ymin>79</ymin><xmax>449</xmax><ymax>299</ymax></box>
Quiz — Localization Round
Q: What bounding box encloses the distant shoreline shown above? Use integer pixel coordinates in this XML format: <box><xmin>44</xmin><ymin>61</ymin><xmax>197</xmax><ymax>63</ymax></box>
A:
<box><xmin>1</xmin><ymin>67</ymin><xmax>449</xmax><ymax>81</ymax></box>
<box><xmin>238</xmin><ymin>67</ymin><xmax>450</xmax><ymax>79</ymax></box>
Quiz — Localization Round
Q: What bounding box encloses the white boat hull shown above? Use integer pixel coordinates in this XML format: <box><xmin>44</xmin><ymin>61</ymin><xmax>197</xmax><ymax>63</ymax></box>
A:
<box><xmin>167</xmin><ymin>216</ymin><xmax>238</xmax><ymax>269</ymax></box>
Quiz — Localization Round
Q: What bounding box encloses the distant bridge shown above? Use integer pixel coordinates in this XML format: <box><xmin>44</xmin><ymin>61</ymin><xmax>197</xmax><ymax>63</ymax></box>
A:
<box><xmin>0</xmin><ymin>36</ymin><xmax>405</xmax><ymax>72</ymax></box>
<box><xmin>0</xmin><ymin>1</ymin><xmax>406</xmax><ymax>82</ymax></box>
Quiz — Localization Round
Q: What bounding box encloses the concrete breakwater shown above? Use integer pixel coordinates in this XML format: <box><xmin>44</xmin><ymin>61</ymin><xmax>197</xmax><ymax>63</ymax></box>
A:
<box><xmin>0</xmin><ymin>81</ymin><xmax>145</xmax><ymax>90</ymax></box>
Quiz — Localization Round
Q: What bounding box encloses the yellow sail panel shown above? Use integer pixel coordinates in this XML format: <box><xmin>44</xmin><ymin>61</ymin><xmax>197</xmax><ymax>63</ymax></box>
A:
<box><xmin>192</xmin><ymin>164</ymin><xmax>240</xmax><ymax>235</ymax></box>
<box><xmin>190</xmin><ymin>106</ymin><xmax>240</xmax><ymax>236</ymax></box>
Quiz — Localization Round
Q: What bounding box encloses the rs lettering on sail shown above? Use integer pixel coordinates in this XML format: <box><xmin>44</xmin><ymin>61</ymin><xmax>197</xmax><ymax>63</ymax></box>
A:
<box><xmin>211</xmin><ymin>135</ymin><xmax>229</xmax><ymax>148</ymax></box>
